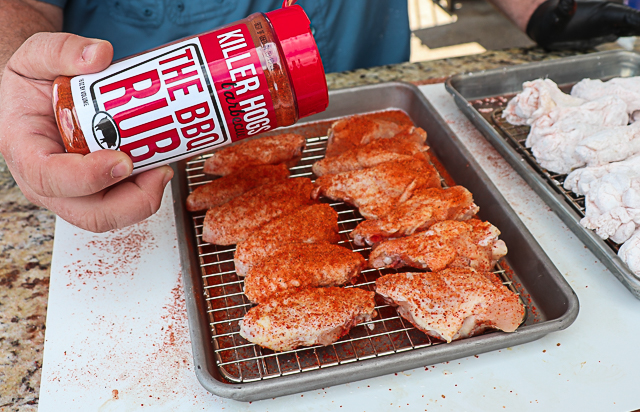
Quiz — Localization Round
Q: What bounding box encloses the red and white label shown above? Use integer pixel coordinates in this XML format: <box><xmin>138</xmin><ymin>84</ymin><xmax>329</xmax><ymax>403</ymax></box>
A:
<box><xmin>70</xmin><ymin>23</ymin><xmax>275</xmax><ymax>172</ymax></box>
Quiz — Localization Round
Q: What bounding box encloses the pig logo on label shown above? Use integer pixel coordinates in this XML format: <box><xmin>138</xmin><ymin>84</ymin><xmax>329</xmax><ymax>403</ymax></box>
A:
<box><xmin>92</xmin><ymin>112</ymin><xmax>120</xmax><ymax>150</ymax></box>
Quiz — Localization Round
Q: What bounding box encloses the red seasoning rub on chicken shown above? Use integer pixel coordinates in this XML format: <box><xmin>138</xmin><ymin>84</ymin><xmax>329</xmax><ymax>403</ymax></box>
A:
<box><xmin>243</xmin><ymin>243</ymin><xmax>367</xmax><ymax>303</ymax></box>
<box><xmin>313</xmin><ymin>156</ymin><xmax>442</xmax><ymax>219</ymax></box>
<box><xmin>312</xmin><ymin>127</ymin><xmax>428</xmax><ymax>176</ymax></box>
<box><xmin>368</xmin><ymin>220</ymin><xmax>507</xmax><ymax>272</ymax></box>
<box><xmin>325</xmin><ymin>115</ymin><xmax>413</xmax><ymax>157</ymax></box>
<box><xmin>350</xmin><ymin>186</ymin><xmax>479</xmax><ymax>246</ymax></box>
<box><xmin>238</xmin><ymin>287</ymin><xmax>377</xmax><ymax>351</ymax></box>
<box><xmin>234</xmin><ymin>203</ymin><xmax>340</xmax><ymax>276</ymax></box>
<box><xmin>186</xmin><ymin>163</ymin><xmax>290</xmax><ymax>212</ymax></box>
<box><xmin>375</xmin><ymin>268</ymin><xmax>525</xmax><ymax>343</ymax></box>
<box><xmin>203</xmin><ymin>133</ymin><xmax>306</xmax><ymax>176</ymax></box>
<box><xmin>202</xmin><ymin>177</ymin><xmax>315</xmax><ymax>245</ymax></box>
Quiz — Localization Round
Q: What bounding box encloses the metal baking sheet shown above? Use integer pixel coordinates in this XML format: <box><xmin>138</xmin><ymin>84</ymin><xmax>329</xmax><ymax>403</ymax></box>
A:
<box><xmin>171</xmin><ymin>82</ymin><xmax>579</xmax><ymax>402</ymax></box>
<box><xmin>445</xmin><ymin>50</ymin><xmax>640</xmax><ymax>298</ymax></box>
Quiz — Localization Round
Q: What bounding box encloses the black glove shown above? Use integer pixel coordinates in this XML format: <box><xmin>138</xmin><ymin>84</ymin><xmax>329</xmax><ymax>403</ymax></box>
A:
<box><xmin>527</xmin><ymin>0</ymin><xmax>640</xmax><ymax>50</ymax></box>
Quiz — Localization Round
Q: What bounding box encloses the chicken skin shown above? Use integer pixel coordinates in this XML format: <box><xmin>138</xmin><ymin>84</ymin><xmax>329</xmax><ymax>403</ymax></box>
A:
<box><xmin>312</xmin><ymin>127</ymin><xmax>428</xmax><ymax>176</ymax></box>
<box><xmin>375</xmin><ymin>268</ymin><xmax>524</xmax><ymax>343</ymax></box>
<box><xmin>186</xmin><ymin>163</ymin><xmax>290</xmax><ymax>212</ymax></box>
<box><xmin>234</xmin><ymin>204</ymin><xmax>340</xmax><ymax>276</ymax></box>
<box><xmin>202</xmin><ymin>178</ymin><xmax>315</xmax><ymax>245</ymax></box>
<box><xmin>350</xmin><ymin>186</ymin><xmax>479</xmax><ymax>246</ymax></box>
<box><xmin>238</xmin><ymin>287</ymin><xmax>377</xmax><ymax>351</ymax></box>
<box><xmin>325</xmin><ymin>115</ymin><xmax>413</xmax><ymax>158</ymax></box>
<box><xmin>313</xmin><ymin>156</ymin><xmax>442</xmax><ymax>219</ymax></box>
<box><xmin>368</xmin><ymin>220</ymin><xmax>507</xmax><ymax>272</ymax></box>
<box><xmin>203</xmin><ymin>133</ymin><xmax>306</xmax><ymax>176</ymax></box>
<box><xmin>243</xmin><ymin>243</ymin><xmax>366</xmax><ymax>303</ymax></box>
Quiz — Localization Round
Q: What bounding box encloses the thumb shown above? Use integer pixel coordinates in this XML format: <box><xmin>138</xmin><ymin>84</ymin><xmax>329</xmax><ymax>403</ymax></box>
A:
<box><xmin>6</xmin><ymin>32</ymin><xmax>113</xmax><ymax>80</ymax></box>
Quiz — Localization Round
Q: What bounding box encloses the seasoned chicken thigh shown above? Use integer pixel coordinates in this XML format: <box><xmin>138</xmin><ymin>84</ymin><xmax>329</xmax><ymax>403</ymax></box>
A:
<box><xmin>234</xmin><ymin>203</ymin><xmax>340</xmax><ymax>276</ymax></box>
<box><xmin>243</xmin><ymin>243</ymin><xmax>366</xmax><ymax>303</ymax></box>
<box><xmin>312</xmin><ymin>127</ymin><xmax>428</xmax><ymax>176</ymax></box>
<box><xmin>350</xmin><ymin>186</ymin><xmax>479</xmax><ymax>246</ymax></box>
<box><xmin>186</xmin><ymin>163</ymin><xmax>290</xmax><ymax>212</ymax></box>
<box><xmin>203</xmin><ymin>133</ymin><xmax>306</xmax><ymax>176</ymax></box>
<box><xmin>202</xmin><ymin>178</ymin><xmax>314</xmax><ymax>245</ymax></box>
<box><xmin>313</xmin><ymin>156</ymin><xmax>442</xmax><ymax>219</ymax></box>
<box><xmin>325</xmin><ymin>115</ymin><xmax>412</xmax><ymax>158</ymax></box>
<box><xmin>238</xmin><ymin>287</ymin><xmax>377</xmax><ymax>351</ymax></box>
<box><xmin>368</xmin><ymin>220</ymin><xmax>507</xmax><ymax>272</ymax></box>
<box><xmin>375</xmin><ymin>268</ymin><xmax>524</xmax><ymax>343</ymax></box>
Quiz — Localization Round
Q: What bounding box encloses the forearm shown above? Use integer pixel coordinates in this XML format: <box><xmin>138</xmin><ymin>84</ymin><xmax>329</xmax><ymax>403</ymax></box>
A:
<box><xmin>0</xmin><ymin>0</ymin><xmax>62</xmax><ymax>81</ymax></box>
<box><xmin>488</xmin><ymin>0</ymin><xmax>547</xmax><ymax>31</ymax></box>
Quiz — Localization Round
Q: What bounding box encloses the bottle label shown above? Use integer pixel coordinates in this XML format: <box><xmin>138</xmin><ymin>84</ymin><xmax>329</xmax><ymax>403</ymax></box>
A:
<box><xmin>70</xmin><ymin>23</ymin><xmax>276</xmax><ymax>172</ymax></box>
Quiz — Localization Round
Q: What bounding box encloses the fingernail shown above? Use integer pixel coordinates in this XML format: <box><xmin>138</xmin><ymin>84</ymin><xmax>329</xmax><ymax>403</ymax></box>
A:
<box><xmin>111</xmin><ymin>161</ymin><xmax>132</xmax><ymax>179</ymax></box>
<box><xmin>82</xmin><ymin>42</ymin><xmax>100</xmax><ymax>63</ymax></box>
<box><xmin>162</xmin><ymin>168</ymin><xmax>174</xmax><ymax>186</ymax></box>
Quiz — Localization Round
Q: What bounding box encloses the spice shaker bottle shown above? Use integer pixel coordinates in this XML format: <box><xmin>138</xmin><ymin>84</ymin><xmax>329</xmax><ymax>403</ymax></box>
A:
<box><xmin>52</xmin><ymin>4</ymin><xmax>328</xmax><ymax>174</ymax></box>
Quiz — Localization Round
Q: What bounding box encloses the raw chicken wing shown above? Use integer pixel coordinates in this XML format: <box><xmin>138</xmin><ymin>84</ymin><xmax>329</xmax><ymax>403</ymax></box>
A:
<box><xmin>312</xmin><ymin>127</ymin><xmax>428</xmax><ymax>176</ymax></box>
<box><xmin>350</xmin><ymin>186</ymin><xmax>479</xmax><ymax>246</ymax></box>
<box><xmin>375</xmin><ymin>268</ymin><xmax>524</xmax><ymax>343</ymax></box>
<box><xmin>203</xmin><ymin>133</ymin><xmax>306</xmax><ymax>176</ymax></box>
<box><xmin>313</xmin><ymin>156</ymin><xmax>442</xmax><ymax>219</ymax></box>
<box><xmin>234</xmin><ymin>204</ymin><xmax>340</xmax><ymax>276</ymax></box>
<box><xmin>186</xmin><ymin>163</ymin><xmax>290</xmax><ymax>212</ymax></box>
<box><xmin>368</xmin><ymin>220</ymin><xmax>507</xmax><ymax>272</ymax></box>
<box><xmin>238</xmin><ymin>287</ymin><xmax>377</xmax><ymax>351</ymax></box>
<box><xmin>243</xmin><ymin>243</ymin><xmax>366</xmax><ymax>303</ymax></box>
<box><xmin>202</xmin><ymin>178</ymin><xmax>314</xmax><ymax>245</ymax></box>
<box><xmin>503</xmin><ymin>79</ymin><xmax>585</xmax><ymax>126</ymax></box>
<box><xmin>325</xmin><ymin>115</ymin><xmax>413</xmax><ymax>157</ymax></box>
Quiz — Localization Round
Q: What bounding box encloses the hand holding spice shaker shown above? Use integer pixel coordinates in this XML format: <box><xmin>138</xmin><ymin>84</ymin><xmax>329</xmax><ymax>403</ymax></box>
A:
<box><xmin>0</xmin><ymin>4</ymin><xmax>327</xmax><ymax>233</ymax></box>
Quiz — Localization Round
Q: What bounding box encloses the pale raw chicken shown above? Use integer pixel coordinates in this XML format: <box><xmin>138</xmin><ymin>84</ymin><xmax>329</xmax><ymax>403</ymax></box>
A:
<box><xmin>312</xmin><ymin>127</ymin><xmax>428</xmax><ymax>176</ymax></box>
<box><xmin>572</xmin><ymin>77</ymin><xmax>640</xmax><ymax>120</ymax></box>
<box><xmin>375</xmin><ymin>268</ymin><xmax>524</xmax><ymax>343</ymax></box>
<box><xmin>368</xmin><ymin>220</ymin><xmax>507</xmax><ymax>272</ymax></box>
<box><xmin>186</xmin><ymin>163</ymin><xmax>290</xmax><ymax>212</ymax></box>
<box><xmin>238</xmin><ymin>287</ymin><xmax>377</xmax><ymax>351</ymax></box>
<box><xmin>203</xmin><ymin>133</ymin><xmax>306</xmax><ymax>176</ymax></box>
<box><xmin>234</xmin><ymin>204</ymin><xmax>340</xmax><ymax>276</ymax></box>
<box><xmin>575</xmin><ymin>122</ymin><xmax>640</xmax><ymax>168</ymax></box>
<box><xmin>202</xmin><ymin>178</ymin><xmax>314</xmax><ymax>245</ymax></box>
<box><xmin>618</xmin><ymin>229</ymin><xmax>640</xmax><ymax>275</ymax></box>
<box><xmin>503</xmin><ymin>78</ymin><xmax>585</xmax><ymax>126</ymax></box>
<box><xmin>564</xmin><ymin>156</ymin><xmax>640</xmax><ymax>243</ymax></box>
<box><xmin>313</xmin><ymin>156</ymin><xmax>442</xmax><ymax>219</ymax></box>
<box><xmin>243</xmin><ymin>243</ymin><xmax>366</xmax><ymax>303</ymax></box>
<box><xmin>524</xmin><ymin>96</ymin><xmax>629</xmax><ymax>173</ymax></box>
<box><xmin>325</xmin><ymin>115</ymin><xmax>413</xmax><ymax>157</ymax></box>
<box><xmin>350</xmin><ymin>186</ymin><xmax>479</xmax><ymax>246</ymax></box>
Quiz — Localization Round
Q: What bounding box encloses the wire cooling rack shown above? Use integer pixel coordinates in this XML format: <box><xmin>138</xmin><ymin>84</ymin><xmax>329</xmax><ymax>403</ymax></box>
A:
<box><xmin>488</xmin><ymin>108</ymin><xmax>621</xmax><ymax>254</ymax></box>
<box><xmin>183</xmin><ymin>134</ymin><xmax>529</xmax><ymax>384</ymax></box>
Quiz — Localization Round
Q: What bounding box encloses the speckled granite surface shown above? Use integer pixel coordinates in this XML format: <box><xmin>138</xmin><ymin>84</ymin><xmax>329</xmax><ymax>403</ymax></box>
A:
<box><xmin>0</xmin><ymin>45</ymin><xmax>619</xmax><ymax>410</ymax></box>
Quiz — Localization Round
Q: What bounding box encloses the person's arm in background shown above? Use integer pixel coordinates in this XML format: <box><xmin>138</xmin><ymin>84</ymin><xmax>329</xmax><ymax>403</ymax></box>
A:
<box><xmin>0</xmin><ymin>0</ymin><xmax>173</xmax><ymax>233</ymax></box>
<box><xmin>490</xmin><ymin>0</ymin><xmax>640</xmax><ymax>50</ymax></box>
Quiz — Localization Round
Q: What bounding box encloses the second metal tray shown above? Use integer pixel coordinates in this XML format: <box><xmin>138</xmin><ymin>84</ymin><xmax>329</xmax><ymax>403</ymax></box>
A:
<box><xmin>171</xmin><ymin>82</ymin><xmax>579</xmax><ymax>401</ymax></box>
<box><xmin>446</xmin><ymin>50</ymin><xmax>640</xmax><ymax>299</ymax></box>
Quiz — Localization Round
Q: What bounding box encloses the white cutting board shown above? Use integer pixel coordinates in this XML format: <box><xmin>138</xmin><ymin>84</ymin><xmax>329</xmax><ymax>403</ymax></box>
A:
<box><xmin>39</xmin><ymin>84</ymin><xmax>640</xmax><ymax>411</ymax></box>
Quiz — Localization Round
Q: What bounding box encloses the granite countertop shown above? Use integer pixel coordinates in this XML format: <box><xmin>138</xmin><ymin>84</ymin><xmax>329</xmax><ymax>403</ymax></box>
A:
<box><xmin>0</xmin><ymin>45</ymin><xmax>618</xmax><ymax>410</ymax></box>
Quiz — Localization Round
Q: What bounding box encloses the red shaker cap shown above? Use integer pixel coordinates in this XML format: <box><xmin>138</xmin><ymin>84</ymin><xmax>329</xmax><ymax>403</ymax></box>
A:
<box><xmin>265</xmin><ymin>5</ymin><xmax>329</xmax><ymax>119</ymax></box>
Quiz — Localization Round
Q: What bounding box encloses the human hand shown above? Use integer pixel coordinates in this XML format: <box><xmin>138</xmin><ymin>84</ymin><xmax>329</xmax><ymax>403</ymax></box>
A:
<box><xmin>0</xmin><ymin>33</ymin><xmax>174</xmax><ymax>232</ymax></box>
<box><xmin>527</xmin><ymin>0</ymin><xmax>640</xmax><ymax>50</ymax></box>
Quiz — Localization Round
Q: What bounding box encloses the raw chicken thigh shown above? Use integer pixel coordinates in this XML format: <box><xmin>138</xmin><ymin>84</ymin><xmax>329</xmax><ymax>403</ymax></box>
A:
<box><xmin>572</xmin><ymin>77</ymin><xmax>640</xmax><ymax>120</ymax></box>
<box><xmin>618</xmin><ymin>229</ymin><xmax>640</xmax><ymax>275</ymax></box>
<box><xmin>368</xmin><ymin>220</ymin><xmax>507</xmax><ymax>272</ymax></box>
<box><xmin>575</xmin><ymin>122</ymin><xmax>640</xmax><ymax>168</ymax></box>
<box><xmin>502</xmin><ymin>78</ymin><xmax>585</xmax><ymax>126</ymax></box>
<box><xmin>375</xmin><ymin>268</ymin><xmax>524</xmax><ymax>343</ymax></box>
<box><xmin>238</xmin><ymin>287</ymin><xmax>377</xmax><ymax>351</ymax></box>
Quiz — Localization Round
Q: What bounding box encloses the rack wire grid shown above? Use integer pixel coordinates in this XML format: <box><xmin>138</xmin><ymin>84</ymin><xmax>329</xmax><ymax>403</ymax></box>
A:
<box><xmin>488</xmin><ymin>107</ymin><xmax>621</xmax><ymax>254</ymax></box>
<box><xmin>182</xmin><ymin>132</ymin><xmax>529</xmax><ymax>384</ymax></box>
